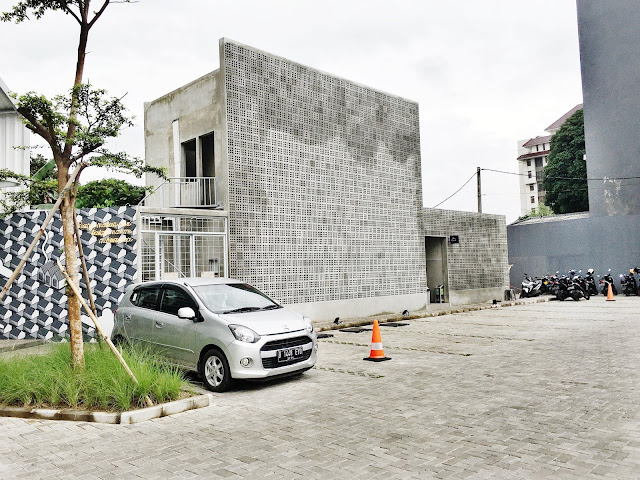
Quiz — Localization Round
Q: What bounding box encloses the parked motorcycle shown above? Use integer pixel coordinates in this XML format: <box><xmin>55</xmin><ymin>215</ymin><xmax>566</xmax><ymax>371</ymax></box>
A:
<box><xmin>555</xmin><ymin>274</ymin><xmax>569</xmax><ymax>301</ymax></box>
<box><xmin>541</xmin><ymin>275</ymin><xmax>554</xmax><ymax>294</ymax></box>
<box><xmin>520</xmin><ymin>274</ymin><xmax>542</xmax><ymax>298</ymax></box>
<box><xmin>621</xmin><ymin>268</ymin><xmax>638</xmax><ymax>296</ymax></box>
<box><xmin>600</xmin><ymin>269</ymin><xmax>618</xmax><ymax>295</ymax></box>
<box><xmin>585</xmin><ymin>268</ymin><xmax>599</xmax><ymax>296</ymax></box>
<box><xmin>568</xmin><ymin>272</ymin><xmax>589</xmax><ymax>301</ymax></box>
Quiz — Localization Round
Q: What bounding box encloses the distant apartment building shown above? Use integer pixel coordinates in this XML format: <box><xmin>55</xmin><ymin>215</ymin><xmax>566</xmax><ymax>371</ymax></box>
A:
<box><xmin>517</xmin><ymin>104</ymin><xmax>583</xmax><ymax>216</ymax></box>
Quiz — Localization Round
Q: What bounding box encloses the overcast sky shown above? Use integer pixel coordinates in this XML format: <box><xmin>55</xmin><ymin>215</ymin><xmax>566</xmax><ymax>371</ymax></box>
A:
<box><xmin>0</xmin><ymin>0</ymin><xmax>583</xmax><ymax>223</ymax></box>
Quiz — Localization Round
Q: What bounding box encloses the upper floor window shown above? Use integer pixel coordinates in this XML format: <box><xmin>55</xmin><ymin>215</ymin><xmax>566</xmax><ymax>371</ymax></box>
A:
<box><xmin>528</xmin><ymin>171</ymin><xmax>532</xmax><ymax>178</ymax></box>
<box><xmin>526</xmin><ymin>159</ymin><xmax>531</xmax><ymax>167</ymax></box>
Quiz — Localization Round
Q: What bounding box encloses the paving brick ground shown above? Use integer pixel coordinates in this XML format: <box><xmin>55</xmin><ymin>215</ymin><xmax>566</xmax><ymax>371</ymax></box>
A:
<box><xmin>2</xmin><ymin>296</ymin><xmax>640</xmax><ymax>479</ymax></box>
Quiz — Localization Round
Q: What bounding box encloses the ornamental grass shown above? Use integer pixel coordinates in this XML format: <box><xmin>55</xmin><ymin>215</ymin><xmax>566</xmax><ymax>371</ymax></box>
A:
<box><xmin>0</xmin><ymin>343</ymin><xmax>187</xmax><ymax>411</ymax></box>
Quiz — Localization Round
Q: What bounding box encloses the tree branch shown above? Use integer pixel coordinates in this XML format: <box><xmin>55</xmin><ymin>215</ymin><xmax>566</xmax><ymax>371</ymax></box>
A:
<box><xmin>60</xmin><ymin>1</ymin><xmax>82</xmax><ymax>24</ymax></box>
<box><xmin>88</xmin><ymin>0</ymin><xmax>110</xmax><ymax>29</ymax></box>
<box><xmin>70</xmin><ymin>142</ymin><xmax>103</xmax><ymax>162</ymax></box>
<box><xmin>16</xmin><ymin>106</ymin><xmax>53</xmax><ymax>145</ymax></box>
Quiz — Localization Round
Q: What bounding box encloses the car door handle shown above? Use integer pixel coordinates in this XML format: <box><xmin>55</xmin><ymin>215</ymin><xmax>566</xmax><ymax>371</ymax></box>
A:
<box><xmin>155</xmin><ymin>321</ymin><xmax>163</xmax><ymax>328</ymax></box>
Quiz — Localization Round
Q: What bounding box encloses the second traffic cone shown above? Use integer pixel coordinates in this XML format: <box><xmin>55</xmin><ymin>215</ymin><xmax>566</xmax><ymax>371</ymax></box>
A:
<box><xmin>606</xmin><ymin>283</ymin><xmax>616</xmax><ymax>301</ymax></box>
<box><xmin>363</xmin><ymin>320</ymin><xmax>391</xmax><ymax>362</ymax></box>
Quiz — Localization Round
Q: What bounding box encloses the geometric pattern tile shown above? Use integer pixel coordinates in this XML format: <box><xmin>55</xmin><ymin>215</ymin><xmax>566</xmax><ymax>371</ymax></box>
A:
<box><xmin>0</xmin><ymin>206</ymin><xmax>136</xmax><ymax>342</ymax></box>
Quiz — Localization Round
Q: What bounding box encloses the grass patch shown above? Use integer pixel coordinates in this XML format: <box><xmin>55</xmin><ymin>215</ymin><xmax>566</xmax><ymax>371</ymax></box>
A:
<box><xmin>0</xmin><ymin>343</ymin><xmax>189</xmax><ymax>411</ymax></box>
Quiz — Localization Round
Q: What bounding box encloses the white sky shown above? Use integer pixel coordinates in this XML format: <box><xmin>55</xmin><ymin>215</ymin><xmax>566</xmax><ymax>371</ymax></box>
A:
<box><xmin>0</xmin><ymin>0</ymin><xmax>583</xmax><ymax>223</ymax></box>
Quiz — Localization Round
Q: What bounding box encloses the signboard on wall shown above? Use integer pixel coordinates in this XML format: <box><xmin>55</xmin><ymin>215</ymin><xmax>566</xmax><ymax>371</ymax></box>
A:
<box><xmin>0</xmin><ymin>206</ymin><xmax>137</xmax><ymax>341</ymax></box>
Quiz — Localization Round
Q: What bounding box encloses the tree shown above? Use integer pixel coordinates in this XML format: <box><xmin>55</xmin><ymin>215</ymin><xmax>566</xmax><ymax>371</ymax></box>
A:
<box><xmin>542</xmin><ymin>109</ymin><xmax>588</xmax><ymax>214</ymax></box>
<box><xmin>2</xmin><ymin>1</ymin><xmax>165</xmax><ymax>368</ymax></box>
<box><xmin>515</xmin><ymin>202</ymin><xmax>554</xmax><ymax>223</ymax></box>
<box><xmin>76</xmin><ymin>178</ymin><xmax>151</xmax><ymax>208</ymax></box>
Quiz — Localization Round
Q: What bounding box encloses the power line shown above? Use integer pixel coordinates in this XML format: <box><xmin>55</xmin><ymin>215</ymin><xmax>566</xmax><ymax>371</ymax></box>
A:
<box><xmin>430</xmin><ymin>167</ymin><xmax>640</xmax><ymax>209</ymax></box>
<box><xmin>432</xmin><ymin>171</ymin><xmax>477</xmax><ymax>208</ymax></box>
<box><xmin>481</xmin><ymin>168</ymin><xmax>640</xmax><ymax>181</ymax></box>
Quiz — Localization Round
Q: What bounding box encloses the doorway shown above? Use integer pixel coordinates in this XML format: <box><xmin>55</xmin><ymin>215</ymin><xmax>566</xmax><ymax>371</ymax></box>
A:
<box><xmin>425</xmin><ymin>236</ymin><xmax>448</xmax><ymax>304</ymax></box>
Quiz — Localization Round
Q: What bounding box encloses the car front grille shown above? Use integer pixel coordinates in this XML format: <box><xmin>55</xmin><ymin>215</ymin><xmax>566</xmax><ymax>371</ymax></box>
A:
<box><xmin>261</xmin><ymin>335</ymin><xmax>312</xmax><ymax>351</ymax></box>
<box><xmin>261</xmin><ymin>335</ymin><xmax>313</xmax><ymax>369</ymax></box>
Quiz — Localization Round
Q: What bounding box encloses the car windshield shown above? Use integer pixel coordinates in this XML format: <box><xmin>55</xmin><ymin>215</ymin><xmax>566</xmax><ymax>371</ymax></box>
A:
<box><xmin>191</xmin><ymin>283</ymin><xmax>281</xmax><ymax>314</ymax></box>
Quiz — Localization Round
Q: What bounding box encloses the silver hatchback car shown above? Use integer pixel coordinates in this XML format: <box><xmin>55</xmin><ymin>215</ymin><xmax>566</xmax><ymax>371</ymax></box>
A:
<box><xmin>112</xmin><ymin>278</ymin><xmax>318</xmax><ymax>392</ymax></box>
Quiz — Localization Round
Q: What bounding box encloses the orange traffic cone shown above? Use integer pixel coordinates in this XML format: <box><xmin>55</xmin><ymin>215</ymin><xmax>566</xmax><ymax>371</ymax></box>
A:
<box><xmin>606</xmin><ymin>283</ymin><xmax>616</xmax><ymax>301</ymax></box>
<box><xmin>363</xmin><ymin>320</ymin><xmax>391</xmax><ymax>362</ymax></box>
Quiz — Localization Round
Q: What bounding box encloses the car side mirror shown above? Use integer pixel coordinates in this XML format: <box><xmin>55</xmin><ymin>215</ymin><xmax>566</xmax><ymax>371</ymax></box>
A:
<box><xmin>178</xmin><ymin>307</ymin><xmax>196</xmax><ymax>320</ymax></box>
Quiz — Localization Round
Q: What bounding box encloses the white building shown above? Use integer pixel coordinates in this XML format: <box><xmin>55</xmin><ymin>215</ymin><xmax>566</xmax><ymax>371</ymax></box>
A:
<box><xmin>0</xmin><ymin>76</ymin><xmax>30</xmax><ymax>178</ymax></box>
<box><xmin>517</xmin><ymin>104</ymin><xmax>582</xmax><ymax>216</ymax></box>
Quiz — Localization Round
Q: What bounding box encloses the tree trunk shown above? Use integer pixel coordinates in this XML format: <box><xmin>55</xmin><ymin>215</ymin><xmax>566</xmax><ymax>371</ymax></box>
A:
<box><xmin>59</xmin><ymin>165</ymin><xmax>84</xmax><ymax>368</ymax></box>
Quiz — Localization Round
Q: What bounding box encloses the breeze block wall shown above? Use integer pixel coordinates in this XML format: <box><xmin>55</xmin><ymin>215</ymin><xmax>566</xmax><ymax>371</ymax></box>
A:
<box><xmin>221</xmin><ymin>39</ymin><xmax>426</xmax><ymax>304</ymax></box>
<box><xmin>420</xmin><ymin>208</ymin><xmax>509</xmax><ymax>304</ymax></box>
<box><xmin>0</xmin><ymin>206</ymin><xmax>137</xmax><ymax>341</ymax></box>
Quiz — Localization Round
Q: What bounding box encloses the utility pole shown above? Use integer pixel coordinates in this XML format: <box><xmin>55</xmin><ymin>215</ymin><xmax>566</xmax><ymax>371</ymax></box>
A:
<box><xmin>477</xmin><ymin>167</ymin><xmax>482</xmax><ymax>213</ymax></box>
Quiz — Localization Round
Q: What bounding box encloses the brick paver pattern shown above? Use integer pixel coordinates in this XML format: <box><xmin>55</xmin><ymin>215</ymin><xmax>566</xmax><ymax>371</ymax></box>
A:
<box><xmin>1</xmin><ymin>297</ymin><xmax>640</xmax><ymax>479</ymax></box>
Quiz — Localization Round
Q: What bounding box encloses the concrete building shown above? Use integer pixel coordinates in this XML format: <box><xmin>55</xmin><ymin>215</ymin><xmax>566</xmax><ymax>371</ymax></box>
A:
<box><xmin>516</xmin><ymin>104</ymin><xmax>582</xmax><ymax>217</ymax></box>
<box><xmin>143</xmin><ymin>38</ymin><xmax>509</xmax><ymax>321</ymax></box>
<box><xmin>508</xmin><ymin>1</ymin><xmax>640</xmax><ymax>289</ymax></box>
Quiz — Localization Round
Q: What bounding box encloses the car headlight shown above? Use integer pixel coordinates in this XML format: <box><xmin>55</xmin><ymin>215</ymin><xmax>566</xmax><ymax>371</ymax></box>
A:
<box><xmin>303</xmin><ymin>316</ymin><xmax>314</xmax><ymax>333</ymax></box>
<box><xmin>229</xmin><ymin>324</ymin><xmax>261</xmax><ymax>343</ymax></box>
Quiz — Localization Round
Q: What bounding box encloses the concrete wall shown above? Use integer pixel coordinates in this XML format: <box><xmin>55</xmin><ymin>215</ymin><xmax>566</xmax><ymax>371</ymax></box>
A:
<box><xmin>420</xmin><ymin>208</ymin><xmax>509</xmax><ymax>305</ymax></box>
<box><xmin>144</xmin><ymin>70</ymin><xmax>229</xmax><ymax>210</ymax></box>
<box><xmin>221</xmin><ymin>39</ymin><xmax>427</xmax><ymax>306</ymax></box>
<box><xmin>508</xmin><ymin>213</ymin><xmax>640</xmax><ymax>291</ymax></box>
<box><xmin>577</xmin><ymin>0</ymin><xmax>640</xmax><ymax>217</ymax></box>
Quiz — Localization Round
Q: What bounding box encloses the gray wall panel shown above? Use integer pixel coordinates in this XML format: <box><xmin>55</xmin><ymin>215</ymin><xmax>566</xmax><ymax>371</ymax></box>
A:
<box><xmin>577</xmin><ymin>0</ymin><xmax>640</xmax><ymax>216</ymax></box>
<box><xmin>508</xmin><ymin>214</ymin><xmax>640</xmax><ymax>291</ymax></box>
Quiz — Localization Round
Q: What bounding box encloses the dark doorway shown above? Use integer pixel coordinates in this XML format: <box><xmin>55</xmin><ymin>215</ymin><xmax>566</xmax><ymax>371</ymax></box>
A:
<box><xmin>425</xmin><ymin>236</ymin><xmax>448</xmax><ymax>303</ymax></box>
<box><xmin>201</xmin><ymin>133</ymin><xmax>215</xmax><ymax>177</ymax></box>
<box><xmin>183</xmin><ymin>139</ymin><xmax>197</xmax><ymax>178</ymax></box>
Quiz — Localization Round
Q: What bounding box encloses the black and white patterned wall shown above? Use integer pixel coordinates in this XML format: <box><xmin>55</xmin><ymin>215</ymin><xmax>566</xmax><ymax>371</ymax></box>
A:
<box><xmin>222</xmin><ymin>39</ymin><xmax>427</xmax><ymax>304</ymax></box>
<box><xmin>0</xmin><ymin>206</ymin><xmax>137</xmax><ymax>341</ymax></box>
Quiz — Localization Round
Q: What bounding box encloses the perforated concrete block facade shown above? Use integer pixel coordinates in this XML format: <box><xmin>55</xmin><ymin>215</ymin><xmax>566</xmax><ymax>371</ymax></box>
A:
<box><xmin>420</xmin><ymin>208</ymin><xmax>509</xmax><ymax>291</ymax></box>
<box><xmin>222</xmin><ymin>39</ymin><xmax>426</xmax><ymax>304</ymax></box>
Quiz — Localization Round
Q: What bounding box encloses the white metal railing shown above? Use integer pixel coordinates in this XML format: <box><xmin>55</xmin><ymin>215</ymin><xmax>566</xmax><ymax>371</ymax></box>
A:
<box><xmin>141</xmin><ymin>177</ymin><xmax>219</xmax><ymax>208</ymax></box>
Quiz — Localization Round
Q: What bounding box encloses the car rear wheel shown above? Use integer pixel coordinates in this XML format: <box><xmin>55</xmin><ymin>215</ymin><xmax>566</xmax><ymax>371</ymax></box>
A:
<box><xmin>200</xmin><ymin>349</ymin><xmax>232</xmax><ymax>393</ymax></box>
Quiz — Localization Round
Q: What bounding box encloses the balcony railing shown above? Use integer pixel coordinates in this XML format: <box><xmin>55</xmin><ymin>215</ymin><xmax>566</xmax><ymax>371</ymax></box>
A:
<box><xmin>141</xmin><ymin>177</ymin><xmax>219</xmax><ymax>209</ymax></box>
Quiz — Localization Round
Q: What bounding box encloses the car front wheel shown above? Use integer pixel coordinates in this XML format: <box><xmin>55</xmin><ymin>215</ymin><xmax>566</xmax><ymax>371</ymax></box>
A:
<box><xmin>200</xmin><ymin>349</ymin><xmax>232</xmax><ymax>392</ymax></box>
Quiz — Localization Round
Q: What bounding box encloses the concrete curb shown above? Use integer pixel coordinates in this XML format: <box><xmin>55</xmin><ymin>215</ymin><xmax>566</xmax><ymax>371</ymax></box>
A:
<box><xmin>316</xmin><ymin>296</ymin><xmax>552</xmax><ymax>332</ymax></box>
<box><xmin>0</xmin><ymin>339</ymin><xmax>46</xmax><ymax>353</ymax></box>
<box><xmin>0</xmin><ymin>393</ymin><xmax>215</xmax><ymax>424</ymax></box>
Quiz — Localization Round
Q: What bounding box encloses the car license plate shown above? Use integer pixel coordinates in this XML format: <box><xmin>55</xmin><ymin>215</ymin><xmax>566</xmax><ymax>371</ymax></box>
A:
<box><xmin>277</xmin><ymin>346</ymin><xmax>304</xmax><ymax>362</ymax></box>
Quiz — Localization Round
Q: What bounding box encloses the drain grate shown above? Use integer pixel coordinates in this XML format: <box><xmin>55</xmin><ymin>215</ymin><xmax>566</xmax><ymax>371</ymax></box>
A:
<box><xmin>380</xmin><ymin>322</ymin><xmax>410</xmax><ymax>327</ymax></box>
<box><xmin>339</xmin><ymin>327</ymin><xmax>372</xmax><ymax>333</ymax></box>
<box><xmin>317</xmin><ymin>333</ymin><xmax>334</xmax><ymax>339</ymax></box>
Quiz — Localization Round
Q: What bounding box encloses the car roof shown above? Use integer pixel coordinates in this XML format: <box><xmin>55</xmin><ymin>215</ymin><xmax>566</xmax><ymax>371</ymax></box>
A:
<box><xmin>131</xmin><ymin>277</ymin><xmax>247</xmax><ymax>289</ymax></box>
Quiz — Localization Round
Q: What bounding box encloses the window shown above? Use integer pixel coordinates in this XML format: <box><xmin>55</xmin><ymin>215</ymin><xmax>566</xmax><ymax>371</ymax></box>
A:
<box><xmin>160</xmin><ymin>287</ymin><xmax>197</xmax><ymax>316</ymax></box>
<box><xmin>531</xmin><ymin>208</ymin><xmax>536</xmax><ymax>214</ymax></box>
<box><xmin>526</xmin><ymin>159</ymin><xmax>531</xmax><ymax>167</ymax></box>
<box><xmin>132</xmin><ymin>287</ymin><xmax>161</xmax><ymax>309</ymax></box>
<box><xmin>529</xmin><ymin>185</ymin><xmax>534</xmax><ymax>191</ymax></box>
<box><xmin>530</xmin><ymin>196</ymin><xmax>535</xmax><ymax>204</ymax></box>
<box><xmin>528</xmin><ymin>171</ymin><xmax>532</xmax><ymax>178</ymax></box>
